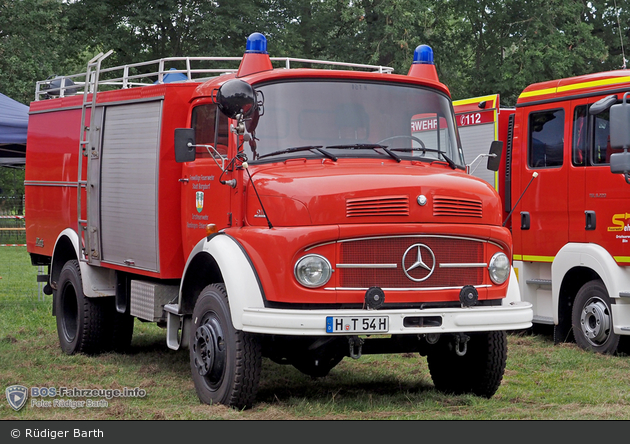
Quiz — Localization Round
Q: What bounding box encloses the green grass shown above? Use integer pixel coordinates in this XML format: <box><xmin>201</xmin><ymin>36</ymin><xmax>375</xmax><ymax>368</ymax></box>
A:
<box><xmin>2</xmin><ymin>246</ymin><xmax>630</xmax><ymax>420</ymax></box>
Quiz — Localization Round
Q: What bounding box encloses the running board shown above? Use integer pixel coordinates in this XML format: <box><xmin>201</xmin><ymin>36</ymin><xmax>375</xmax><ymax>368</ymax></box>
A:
<box><xmin>533</xmin><ymin>315</ymin><xmax>554</xmax><ymax>325</ymax></box>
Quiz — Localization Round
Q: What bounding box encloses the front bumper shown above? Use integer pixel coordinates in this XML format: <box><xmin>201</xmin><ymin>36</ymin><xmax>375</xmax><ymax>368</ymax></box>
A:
<box><xmin>241</xmin><ymin>301</ymin><xmax>533</xmax><ymax>336</ymax></box>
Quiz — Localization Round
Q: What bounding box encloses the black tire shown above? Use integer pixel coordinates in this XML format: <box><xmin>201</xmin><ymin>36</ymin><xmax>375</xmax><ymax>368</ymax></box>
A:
<box><xmin>427</xmin><ymin>331</ymin><xmax>507</xmax><ymax>398</ymax></box>
<box><xmin>189</xmin><ymin>283</ymin><xmax>262</xmax><ymax>409</ymax></box>
<box><xmin>572</xmin><ymin>280</ymin><xmax>619</xmax><ymax>354</ymax></box>
<box><xmin>55</xmin><ymin>260</ymin><xmax>110</xmax><ymax>355</ymax></box>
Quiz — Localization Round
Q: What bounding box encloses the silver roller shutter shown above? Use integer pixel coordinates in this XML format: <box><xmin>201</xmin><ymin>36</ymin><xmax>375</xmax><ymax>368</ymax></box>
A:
<box><xmin>100</xmin><ymin>101</ymin><xmax>162</xmax><ymax>272</ymax></box>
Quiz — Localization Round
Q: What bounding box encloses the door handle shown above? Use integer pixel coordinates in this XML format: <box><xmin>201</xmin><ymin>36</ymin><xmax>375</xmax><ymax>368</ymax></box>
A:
<box><xmin>520</xmin><ymin>212</ymin><xmax>530</xmax><ymax>230</ymax></box>
<box><xmin>585</xmin><ymin>211</ymin><xmax>596</xmax><ymax>230</ymax></box>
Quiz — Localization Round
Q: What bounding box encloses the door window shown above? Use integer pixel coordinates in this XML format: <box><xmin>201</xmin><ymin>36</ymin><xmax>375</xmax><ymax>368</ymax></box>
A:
<box><xmin>528</xmin><ymin>109</ymin><xmax>565</xmax><ymax>168</ymax></box>
<box><xmin>191</xmin><ymin>104</ymin><xmax>229</xmax><ymax>158</ymax></box>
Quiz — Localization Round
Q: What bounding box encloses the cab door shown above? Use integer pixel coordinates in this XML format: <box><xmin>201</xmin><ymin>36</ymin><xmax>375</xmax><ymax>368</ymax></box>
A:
<box><xmin>567</xmin><ymin>101</ymin><xmax>588</xmax><ymax>243</ymax></box>
<box><xmin>516</xmin><ymin>106</ymin><xmax>569</xmax><ymax>260</ymax></box>
<box><xmin>181</xmin><ymin>104</ymin><xmax>231</xmax><ymax>255</ymax></box>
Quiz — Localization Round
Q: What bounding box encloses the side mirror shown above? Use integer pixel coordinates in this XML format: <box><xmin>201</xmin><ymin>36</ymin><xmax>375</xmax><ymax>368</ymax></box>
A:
<box><xmin>610</xmin><ymin>94</ymin><xmax>630</xmax><ymax>150</ymax></box>
<box><xmin>174</xmin><ymin>128</ymin><xmax>196</xmax><ymax>163</ymax></box>
<box><xmin>610</xmin><ymin>151</ymin><xmax>630</xmax><ymax>174</ymax></box>
<box><xmin>486</xmin><ymin>140</ymin><xmax>503</xmax><ymax>172</ymax></box>
<box><xmin>215</xmin><ymin>79</ymin><xmax>257</xmax><ymax>119</ymax></box>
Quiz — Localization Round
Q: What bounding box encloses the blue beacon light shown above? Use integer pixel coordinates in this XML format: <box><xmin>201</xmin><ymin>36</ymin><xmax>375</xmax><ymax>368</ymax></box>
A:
<box><xmin>245</xmin><ymin>32</ymin><xmax>268</xmax><ymax>54</ymax></box>
<box><xmin>413</xmin><ymin>45</ymin><xmax>434</xmax><ymax>65</ymax></box>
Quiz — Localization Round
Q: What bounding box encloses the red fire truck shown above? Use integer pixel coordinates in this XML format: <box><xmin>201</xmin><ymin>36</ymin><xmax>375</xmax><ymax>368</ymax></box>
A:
<box><xmin>455</xmin><ymin>72</ymin><xmax>630</xmax><ymax>355</ymax></box>
<box><xmin>25</xmin><ymin>33</ymin><xmax>532</xmax><ymax>408</ymax></box>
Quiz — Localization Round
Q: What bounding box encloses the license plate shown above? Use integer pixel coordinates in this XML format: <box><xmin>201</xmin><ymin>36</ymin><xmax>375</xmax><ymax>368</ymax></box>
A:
<box><xmin>326</xmin><ymin>316</ymin><xmax>389</xmax><ymax>333</ymax></box>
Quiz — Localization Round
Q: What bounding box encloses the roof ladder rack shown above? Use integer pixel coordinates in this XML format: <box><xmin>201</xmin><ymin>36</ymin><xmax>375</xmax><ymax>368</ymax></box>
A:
<box><xmin>77</xmin><ymin>50</ymin><xmax>113</xmax><ymax>263</ymax></box>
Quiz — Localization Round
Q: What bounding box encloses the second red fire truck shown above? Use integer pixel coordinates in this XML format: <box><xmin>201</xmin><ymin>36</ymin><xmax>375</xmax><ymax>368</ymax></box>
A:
<box><xmin>455</xmin><ymin>72</ymin><xmax>630</xmax><ymax>355</ymax></box>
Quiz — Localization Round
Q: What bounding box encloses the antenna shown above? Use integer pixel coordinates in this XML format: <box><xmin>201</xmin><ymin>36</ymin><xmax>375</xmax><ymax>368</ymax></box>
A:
<box><xmin>615</xmin><ymin>0</ymin><xmax>627</xmax><ymax>69</ymax></box>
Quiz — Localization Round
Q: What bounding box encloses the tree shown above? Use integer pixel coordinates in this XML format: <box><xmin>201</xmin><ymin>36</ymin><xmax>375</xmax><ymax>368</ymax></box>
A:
<box><xmin>0</xmin><ymin>0</ymin><xmax>85</xmax><ymax>105</ymax></box>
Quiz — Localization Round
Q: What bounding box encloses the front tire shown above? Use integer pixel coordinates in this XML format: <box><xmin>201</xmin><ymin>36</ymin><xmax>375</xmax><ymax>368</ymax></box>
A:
<box><xmin>427</xmin><ymin>331</ymin><xmax>507</xmax><ymax>398</ymax></box>
<box><xmin>572</xmin><ymin>280</ymin><xmax>619</xmax><ymax>354</ymax></box>
<box><xmin>189</xmin><ymin>283</ymin><xmax>262</xmax><ymax>409</ymax></box>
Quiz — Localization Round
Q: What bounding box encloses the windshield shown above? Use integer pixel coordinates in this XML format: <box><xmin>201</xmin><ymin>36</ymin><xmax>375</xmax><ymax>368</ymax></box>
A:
<box><xmin>241</xmin><ymin>80</ymin><xmax>464</xmax><ymax>166</ymax></box>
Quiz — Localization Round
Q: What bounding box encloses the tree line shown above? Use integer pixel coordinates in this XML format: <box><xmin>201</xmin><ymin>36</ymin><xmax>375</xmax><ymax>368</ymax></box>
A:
<box><xmin>0</xmin><ymin>0</ymin><xmax>628</xmax><ymax>107</ymax></box>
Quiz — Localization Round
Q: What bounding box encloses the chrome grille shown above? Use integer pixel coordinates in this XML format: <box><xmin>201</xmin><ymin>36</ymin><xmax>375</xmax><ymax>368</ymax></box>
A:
<box><xmin>433</xmin><ymin>196</ymin><xmax>482</xmax><ymax>218</ymax></box>
<box><xmin>337</xmin><ymin>236</ymin><xmax>484</xmax><ymax>289</ymax></box>
<box><xmin>346</xmin><ymin>195</ymin><xmax>409</xmax><ymax>217</ymax></box>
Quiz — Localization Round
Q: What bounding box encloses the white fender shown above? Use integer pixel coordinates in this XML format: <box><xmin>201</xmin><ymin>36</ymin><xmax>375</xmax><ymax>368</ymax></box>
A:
<box><xmin>52</xmin><ymin>228</ymin><xmax>116</xmax><ymax>298</ymax></box>
<box><xmin>502</xmin><ymin>266</ymin><xmax>522</xmax><ymax>306</ymax></box>
<box><xmin>181</xmin><ymin>233</ymin><xmax>265</xmax><ymax>330</ymax></box>
<box><xmin>552</xmin><ymin>243</ymin><xmax>630</xmax><ymax>324</ymax></box>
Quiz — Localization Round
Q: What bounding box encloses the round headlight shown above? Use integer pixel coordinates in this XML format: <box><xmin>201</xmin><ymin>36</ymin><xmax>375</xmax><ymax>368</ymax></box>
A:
<box><xmin>488</xmin><ymin>252</ymin><xmax>510</xmax><ymax>285</ymax></box>
<box><xmin>294</xmin><ymin>254</ymin><xmax>332</xmax><ymax>288</ymax></box>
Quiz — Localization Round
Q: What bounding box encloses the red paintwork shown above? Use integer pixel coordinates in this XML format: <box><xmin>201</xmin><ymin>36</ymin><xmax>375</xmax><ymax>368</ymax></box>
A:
<box><xmin>407</xmin><ymin>63</ymin><xmax>441</xmax><ymax>84</ymax></box>
<box><xmin>236</xmin><ymin>52</ymin><xmax>273</xmax><ymax>78</ymax></box>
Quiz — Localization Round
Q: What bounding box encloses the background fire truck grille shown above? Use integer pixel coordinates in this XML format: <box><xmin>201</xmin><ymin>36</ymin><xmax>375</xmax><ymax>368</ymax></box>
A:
<box><xmin>338</xmin><ymin>237</ymin><xmax>484</xmax><ymax>288</ymax></box>
<box><xmin>346</xmin><ymin>195</ymin><xmax>409</xmax><ymax>217</ymax></box>
<box><xmin>433</xmin><ymin>196</ymin><xmax>483</xmax><ymax>218</ymax></box>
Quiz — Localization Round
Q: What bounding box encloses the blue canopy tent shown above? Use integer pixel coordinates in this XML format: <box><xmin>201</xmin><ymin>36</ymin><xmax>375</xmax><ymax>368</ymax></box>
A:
<box><xmin>0</xmin><ymin>93</ymin><xmax>29</xmax><ymax>166</ymax></box>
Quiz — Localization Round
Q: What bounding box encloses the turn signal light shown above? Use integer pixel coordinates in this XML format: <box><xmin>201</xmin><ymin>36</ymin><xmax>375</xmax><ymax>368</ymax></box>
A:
<box><xmin>206</xmin><ymin>224</ymin><xmax>218</xmax><ymax>236</ymax></box>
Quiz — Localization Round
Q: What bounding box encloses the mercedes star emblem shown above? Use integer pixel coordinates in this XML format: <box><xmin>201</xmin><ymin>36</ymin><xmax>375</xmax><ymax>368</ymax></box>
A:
<box><xmin>402</xmin><ymin>243</ymin><xmax>436</xmax><ymax>282</ymax></box>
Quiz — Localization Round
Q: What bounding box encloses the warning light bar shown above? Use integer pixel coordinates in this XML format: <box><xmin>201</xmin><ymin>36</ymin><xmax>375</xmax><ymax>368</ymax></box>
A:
<box><xmin>413</xmin><ymin>44</ymin><xmax>434</xmax><ymax>65</ymax></box>
<box><xmin>245</xmin><ymin>32</ymin><xmax>268</xmax><ymax>54</ymax></box>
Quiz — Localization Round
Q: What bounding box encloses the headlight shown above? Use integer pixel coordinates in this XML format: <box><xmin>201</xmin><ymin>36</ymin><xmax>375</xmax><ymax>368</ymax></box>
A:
<box><xmin>488</xmin><ymin>252</ymin><xmax>510</xmax><ymax>285</ymax></box>
<box><xmin>294</xmin><ymin>254</ymin><xmax>332</xmax><ymax>288</ymax></box>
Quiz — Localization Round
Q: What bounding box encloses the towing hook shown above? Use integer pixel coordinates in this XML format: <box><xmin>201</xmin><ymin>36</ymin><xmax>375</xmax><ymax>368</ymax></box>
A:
<box><xmin>454</xmin><ymin>333</ymin><xmax>469</xmax><ymax>357</ymax></box>
<box><xmin>348</xmin><ymin>336</ymin><xmax>364</xmax><ymax>359</ymax></box>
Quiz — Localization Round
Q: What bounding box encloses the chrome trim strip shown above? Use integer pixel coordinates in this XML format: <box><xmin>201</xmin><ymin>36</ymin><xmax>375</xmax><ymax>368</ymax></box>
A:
<box><xmin>335</xmin><ymin>263</ymin><xmax>398</xmax><ymax>269</ymax></box>
<box><xmin>324</xmin><ymin>285</ymin><xmax>492</xmax><ymax>291</ymax></box>
<box><xmin>24</xmin><ymin>180</ymin><xmax>79</xmax><ymax>187</ymax></box>
<box><xmin>439</xmin><ymin>263</ymin><xmax>487</xmax><ymax>268</ymax></box>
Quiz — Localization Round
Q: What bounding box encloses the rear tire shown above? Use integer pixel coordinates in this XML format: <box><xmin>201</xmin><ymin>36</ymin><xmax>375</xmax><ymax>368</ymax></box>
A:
<box><xmin>189</xmin><ymin>283</ymin><xmax>262</xmax><ymax>409</ymax></box>
<box><xmin>572</xmin><ymin>280</ymin><xmax>619</xmax><ymax>354</ymax></box>
<box><xmin>427</xmin><ymin>331</ymin><xmax>507</xmax><ymax>398</ymax></box>
<box><xmin>55</xmin><ymin>260</ymin><xmax>110</xmax><ymax>354</ymax></box>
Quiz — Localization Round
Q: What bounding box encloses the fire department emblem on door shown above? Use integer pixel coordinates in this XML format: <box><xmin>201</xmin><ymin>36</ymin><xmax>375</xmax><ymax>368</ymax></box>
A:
<box><xmin>402</xmin><ymin>243</ymin><xmax>436</xmax><ymax>282</ymax></box>
<box><xmin>196</xmin><ymin>191</ymin><xmax>204</xmax><ymax>213</ymax></box>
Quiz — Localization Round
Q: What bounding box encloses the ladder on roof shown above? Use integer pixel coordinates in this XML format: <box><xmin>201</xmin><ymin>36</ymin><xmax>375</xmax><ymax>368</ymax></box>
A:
<box><xmin>77</xmin><ymin>50</ymin><xmax>113</xmax><ymax>263</ymax></box>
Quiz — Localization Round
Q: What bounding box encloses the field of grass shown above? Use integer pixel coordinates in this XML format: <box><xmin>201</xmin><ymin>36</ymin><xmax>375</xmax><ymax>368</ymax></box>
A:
<box><xmin>2</xmin><ymin>246</ymin><xmax>630</xmax><ymax>420</ymax></box>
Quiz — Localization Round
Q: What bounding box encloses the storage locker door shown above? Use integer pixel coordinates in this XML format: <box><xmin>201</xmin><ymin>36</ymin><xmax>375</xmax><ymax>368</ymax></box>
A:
<box><xmin>100</xmin><ymin>101</ymin><xmax>162</xmax><ymax>272</ymax></box>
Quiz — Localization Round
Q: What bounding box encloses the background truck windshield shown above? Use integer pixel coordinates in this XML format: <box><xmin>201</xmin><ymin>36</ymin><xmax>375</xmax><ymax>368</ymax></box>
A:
<box><xmin>242</xmin><ymin>80</ymin><xmax>464</xmax><ymax>166</ymax></box>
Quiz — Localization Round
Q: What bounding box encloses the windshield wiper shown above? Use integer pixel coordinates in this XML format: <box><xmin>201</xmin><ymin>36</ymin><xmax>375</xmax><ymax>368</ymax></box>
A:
<box><xmin>325</xmin><ymin>143</ymin><xmax>401</xmax><ymax>163</ymax></box>
<box><xmin>389</xmin><ymin>147</ymin><xmax>457</xmax><ymax>169</ymax></box>
<box><xmin>257</xmin><ymin>145</ymin><xmax>337</xmax><ymax>161</ymax></box>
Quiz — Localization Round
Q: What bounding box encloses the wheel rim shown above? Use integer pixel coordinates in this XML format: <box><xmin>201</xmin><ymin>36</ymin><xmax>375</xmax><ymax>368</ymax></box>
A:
<box><xmin>60</xmin><ymin>284</ymin><xmax>78</xmax><ymax>342</ymax></box>
<box><xmin>192</xmin><ymin>314</ymin><xmax>226</xmax><ymax>388</ymax></box>
<box><xmin>579</xmin><ymin>297</ymin><xmax>612</xmax><ymax>346</ymax></box>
